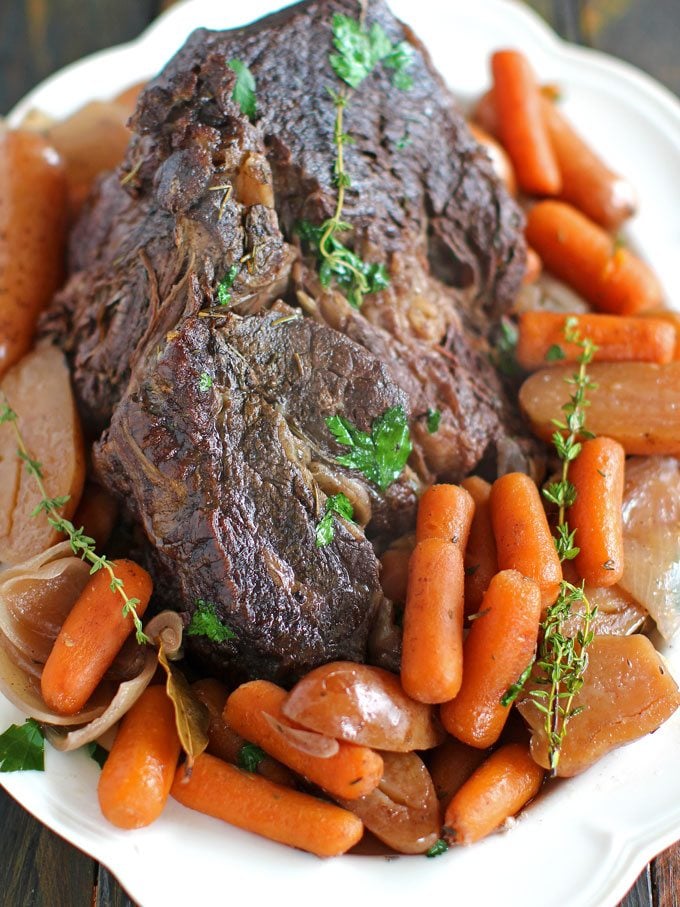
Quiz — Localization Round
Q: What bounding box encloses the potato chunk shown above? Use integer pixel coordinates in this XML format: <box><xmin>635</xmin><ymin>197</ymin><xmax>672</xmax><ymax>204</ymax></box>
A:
<box><xmin>518</xmin><ymin>635</ymin><xmax>680</xmax><ymax>776</ymax></box>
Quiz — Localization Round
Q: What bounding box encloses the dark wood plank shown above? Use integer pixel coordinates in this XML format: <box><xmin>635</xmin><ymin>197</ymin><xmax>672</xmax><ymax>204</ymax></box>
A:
<box><xmin>95</xmin><ymin>865</ymin><xmax>137</xmax><ymax>907</ymax></box>
<box><xmin>0</xmin><ymin>787</ymin><xmax>95</xmax><ymax>907</ymax></box>
<box><xmin>620</xmin><ymin>865</ymin><xmax>654</xmax><ymax>907</ymax></box>
<box><xmin>652</xmin><ymin>845</ymin><xmax>680</xmax><ymax>907</ymax></box>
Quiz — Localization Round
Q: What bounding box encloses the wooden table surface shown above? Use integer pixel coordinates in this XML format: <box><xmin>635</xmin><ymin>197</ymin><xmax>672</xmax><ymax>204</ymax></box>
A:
<box><xmin>1</xmin><ymin>1</ymin><xmax>679</xmax><ymax>905</ymax></box>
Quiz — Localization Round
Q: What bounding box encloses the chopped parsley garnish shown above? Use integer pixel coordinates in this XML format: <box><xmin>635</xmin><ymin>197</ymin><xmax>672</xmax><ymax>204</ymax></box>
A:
<box><xmin>545</xmin><ymin>343</ymin><xmax>566</xmax><ymax>362</ymax></box>
<box><xmin>426</xmin><ymin>408</ymin><xmax>441</xmax><ymax>434</ymax></box>
<box><xmin>315</xmin><ymin>492</ymin><xmax>355</xmax><ymax>547</ymax></box>
<box><xmin>396</xmin><ymin>132</ymin><xmax>412</xmax><ymax>151</ymax></box>
<box><xmin>228</xmin><ymin>59</ymin><xmax>257</xmax><ymax>119</ymax></box>
<box><xmin>238</xmin><ymin>743</ymin><xmax>266</xmax><ymax>773</ymax></box>
<box><xmin>86</xmin><ymin>742</ymin><xmax>109</xmax><ymax>769</ymax></box>
<box><xmin>492</xmin><ymin>318</ymin><xmax>522</xmax><ymax>377</ymax></box>
<box><xmin>198</xmin><ymin>372</ymin><xmax>213</xmax><ymax>392</ymax></box>
<box><xmin>425</xmin><ymin>839</ymin><xmax>449</xmax><ymax>858</ymax></box>
<box><xmin>217</xmin><ymin>265</ymin><xmax>239</xmax><ymax>306</ymax></box>
<box><xmin>329</xmin><ymin>13</ymin><xmax>413</xmax><ymax>90</ymax></box>
<box><xmin>327</xmin><ymin>405</ymin><xmax>412</xmax><ymax>491</ymax></box>
<box><xmin>296</xmin><ymin>220</ymin><xmax>389</xmax><ymax>310</ymax></box>
<box><xmin>187</xmin><ymin>599</ymin><xmax>236</xmax><ymax>644</ymax></box>
<box><xmin>0</xmin><ymin>719</ymin><xmax>45</xmax><ymax>772</ymax></box>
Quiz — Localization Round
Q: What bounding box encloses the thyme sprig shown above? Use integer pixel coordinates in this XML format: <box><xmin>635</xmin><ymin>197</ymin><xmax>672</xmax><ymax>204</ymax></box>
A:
<box><xmin>0</xmin><ymin>397</ymin><xmax>149</xmax><ymax>645</ymax></box>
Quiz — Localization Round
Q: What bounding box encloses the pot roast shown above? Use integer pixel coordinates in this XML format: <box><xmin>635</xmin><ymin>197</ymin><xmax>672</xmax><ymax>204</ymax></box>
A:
<box><xmin>42</xmin><ymin>0</ymin><xmax>527</xmax><ymax>682</ymax></box>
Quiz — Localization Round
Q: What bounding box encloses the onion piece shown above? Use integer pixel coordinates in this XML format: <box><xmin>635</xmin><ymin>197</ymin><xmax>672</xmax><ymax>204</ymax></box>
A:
<box><xmin>144</xmin><ymin>610</ymin><xmax>184</xmax><ymax>660</ymax></box>
<box><xmin>262</xmin><ymin>712</ymin><xmax>340</xmax><ymax>758</ymax></box>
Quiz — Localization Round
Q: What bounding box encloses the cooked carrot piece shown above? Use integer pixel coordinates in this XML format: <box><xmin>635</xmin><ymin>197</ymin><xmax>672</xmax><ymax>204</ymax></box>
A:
<box><xmin>440</xmin><ymin>570</ymin><xmax>542</xmax><ymax>748</ymax></box>
<box><xmin>379</xmin><ymin>544</ymin><xmax>413</xmax><ymax>603</ymax></box>
<box><xmin>172</xmin><ymin>753</ymin><xmax>363</xmax><ymax>857</ymax></box>
<box><xmin>401</xmin><ymin>539</ymin><xmax>465</xmax><ymax>704</ymax></box>
<box><xmin>460</xmin><ymin>476</ymin><xmax>498</xmax><ymax>616</ymax></box>
<box><xmin>490</xmin><ymin>472</ymin><xmax>562</xmax><ymax>606</ymax></box>
<box><xmin>516</xmin><ymin>311</ymin><xmax>675</xmax><ymax>370</ymax></box>
<box><xmin>416</xmin><ymin>484</ymin><xmax>475</xmax><ymax>547</ymax></box>
<box><xmin>224</xmin><ymin>680</ymin><xmax>383</xmax><ymax>800</ymax></box>
<box><xmin>40</xmin><ymin>559</ymin><xmax>152</xmax><ymax>715</ymax></box>
<box><xmin>98</xmin><ymin>685</ymin><xmax>181</xmax><ymax>829</ymax></box>
<box><xmin>523</xmin><ymin>246</ymin><xmax>542</xmax><ymax>285</ymax></box>
<box><xmin>525</xmin><ymin>201</ymin><xmax>663</xmax><ymax>315</ymax></box>
<box><xmin>443</xmin><ymin>743</ymin><xmax>544</xmax><ymax>845</ymax></box>
<box><xmin>428</xmin><ymin>738</ymin><xmax>489</xmax><ymax>815</ymax></box>
<box><xmin>568</xmin><ymin>437</ymin><xmax>625</xmax><ymax>586</ymax></box>
<box><xmin>71</xmin><ymin>483</ymin><xmax>119</xmax><ymax>551</ymax></box>
<box><xmin>491</xmin><ymin>50</ymin><xmax>561</xmax><ymax>196</ymax></box>
<box><xmin>638</xmin><ymin>309</ymin><xmax>680</xmax><ymax>360</ymax></box>
<box><xmin>540</xmin><ymin>96</ymin><xmax>636</xmax><ymax>230</ymax></box>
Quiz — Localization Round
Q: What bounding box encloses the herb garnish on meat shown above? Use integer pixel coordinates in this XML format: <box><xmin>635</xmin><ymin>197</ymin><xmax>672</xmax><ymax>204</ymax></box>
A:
<box><xmin>315</xmin><ymin>492</ymin><xmax>355</xmax><ymax>547</ymax></box>
<box><xmin>217</xmin><ymin>264</ymin><xmax>239</xmax><ymax>306</ymax></box>
<box><xmin>228</xmin><ymin>59</ymin><xmax>257</xmax><ymax>119</ymax></box>
<box><xmin>297</xmin><ymin>12</ymin><xmax>412</xmax><ymax>309</ymax></box>
<box><xmin>187</xmin><ymin>599</ymin><xmax>236</xmax><ymax>643</ymax></box>
<box><xmin>327</xmin><ymin>405</ymin><xmax>412</xmax><ymax>491</ymax></box>
<box><xmin>238</xmin><ymin>743</ymin><xmax>266</xmax><ymax>772</ymax></box>
<box><xmin>0</xmin><ymin>719</ymin><xmax>45</xmax><ymax>772</ymax></box>
<box><xmin>426</xmin><ymin>408</ymin><xmax>441</xmax><ymax>434</ymax></box>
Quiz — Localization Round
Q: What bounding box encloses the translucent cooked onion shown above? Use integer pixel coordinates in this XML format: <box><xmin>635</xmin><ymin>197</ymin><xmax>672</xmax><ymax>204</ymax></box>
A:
<box><xmin>619</xmin><ymin>457</ymin><xmax>680</xmax><ymax>640</ymax></box>
<box><xmin>262</xmin><ymin>712</ymin><xmax>340</xmax><ymax>758</ymax></box>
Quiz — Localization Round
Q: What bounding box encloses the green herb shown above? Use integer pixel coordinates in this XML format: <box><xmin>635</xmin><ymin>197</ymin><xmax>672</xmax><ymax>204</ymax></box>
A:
<box><xmin>296</xmin><ymin>219</ymin><xmax>389</xmax><ymax>310</ymax></box>
<box><xmin>238</xmin><ymin>743</ymin><xmax>266</xmax><ymax>773</ymax></box>
<box><xmin>329</xmin><ymin>14</ymin><xmax>413</xmax><ymax>90</ymax></box>
<box><xmin>425</xmin><ymin>839</ymin><xmax>448</xmax><ymax>858</ymax></box>
<box><xmin>228</xmin><ymin>59</ymin><xmax>257</xmax><ymax>119</ymax></box>
<box><xmin>187</xmin><ymin>599</ymin><xmax>236</xmax><ymax>644</ymax></box>
<box><xmin>86</xmin><ymin>742</ymin><xmax>109</xmax><ymax>769</ymax></box>
<box><xmin>500</xmin><ymin>662</ymin><xmax>534</xmax><ymax>707</ymax></box>
<box><xmin>426</xmin><ymin>408</ymin><xmax>441</xmax><ymax>434</ymax></box>
<box><xmin>0</xmin><ymin>396</ymin><xmax>149</xmax><ymax>645</ymax></box>
<box><xmin>217</xmin><ymin>265</ymin><xmax>239</xmax><ymax>306</ymax></box>
<box><xmin>198</xmin><ymin>372</ymin><xmax>213</xmax><ymax>392</ymax></box>
<box><xmin>545</xmin><ymin>343</ymin><xmax>566</xmax><ymax>362</ymax></box>
<box><xmin>395</xmin><ymin>132</ymin><xmax>412</xmax><ymax>151</ymax></box>
<box><xmin>492</xmin><ymin>318</ymin><xmax>521</xmax><ymax>376</ymax></box>
<box><xmin>327</xmin><ymin>405</ymin><xmax>412</xmax><ymax>491</ymax></box>
<box><xmin>315</xmin><ymin>492</ymin><xmax>355</xmax><ymax>547</ymax></box>
<box><xmin>0</xmin><ymin>719</ymin><xmax>45</xmax><ymax>772</ymax></box>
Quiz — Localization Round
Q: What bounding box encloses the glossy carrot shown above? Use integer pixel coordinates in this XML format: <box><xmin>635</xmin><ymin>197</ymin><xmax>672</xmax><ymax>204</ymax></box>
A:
<box><xmin>401</xmin><ymin>539</ymin><xmax>465</xmax><ymax>704</ymax></box>
<box><xmin>98</xmin><ymin>685</ymin><xmax>181</xmax><ymax>829</ymax></box>
<box><xmin>491</xmin><ymin>50</ymin><xmax>561</xmax><ymax>196</ymax></box>
<box><xmin>443</xmin><ymin>743</ymin><xmax>544</xmax><ymax>845</ymax></box>
<box><xmin>428</xmin><ymin>738</ymin><xmax>488</xmax><ymax>815</ymax></box>
<box><xmin>416</xmin><ymin>484</ymin><xmax>475</xmax><ymax>547</ymax></box>
<box><xmin>171</xmin><ymin>753</ymin><xmax>363</xmax><ymax>857</ymax></box>
<box><xmin>440</xmin><ymin>570</ymin><xmax>542</xmax><ymax>748</ymax></box>
<box><xmin>638</xmin><ymin>309</ymin><xmax>680</xmax><ymax>360</ymax></box>
<box><xmin>224</xmin><ymin>680</ymin><xmax>383</xmax><ymax>800</ymax></box>
<box><xmin>192</xmin><ymin>679</ymin><xmax>295</xmax><ymax>787</ymax></box>
<box><xmin>490</xmin><ymin>472</ymin><xmax>562</xmax><ymax>606</ymax></box>
<box><xmin>525</xmin><ymin>201</ymin><xmax>663</xmax><ymax>315</ymax></box>
<box><xmin>0</xmin><ymin>130</ymin><xmax>68</xmax><ymax>377</ymax></box>
<box><xmin>460</xmin><ymin>476</ymin><xmax>498</xmax><ymax>616</ymax></box>
<box><xmin>516</xmin><ymin>311</ymin><xmax>676</xmax><ymax>370</ymax></box>
<box><xmin>568</xmin><ymin>436</ymin><xmax>625</xmax><ymax>586</ymax></box>
<box><xmin>541</xmin><ymin>96</ymin><xmax>636</xmax><ymax>230</ymax></box>
<box><xmin>41</xmin><ymin>559</ymin><xmax>152</xmax><ymax>715</ymax></box>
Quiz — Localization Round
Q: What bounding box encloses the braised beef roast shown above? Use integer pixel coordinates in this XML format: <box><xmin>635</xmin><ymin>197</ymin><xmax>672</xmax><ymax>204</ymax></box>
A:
<box><xmin>42</xmin><ymin>0</ymin><xmax>527</xmax><ymax>682</ymax></box>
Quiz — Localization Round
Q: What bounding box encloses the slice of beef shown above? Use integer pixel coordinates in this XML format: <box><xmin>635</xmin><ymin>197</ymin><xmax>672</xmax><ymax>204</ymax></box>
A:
<box><xmin>95</xmin><ymin>311</ymin><xmax>411</xmax><ymax>683</ymax></box>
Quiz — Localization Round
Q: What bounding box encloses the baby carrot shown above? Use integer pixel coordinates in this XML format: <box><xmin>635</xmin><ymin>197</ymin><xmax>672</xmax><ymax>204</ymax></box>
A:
<box><xmin>224</xmin><ymin>680</ymin><xmax>383</xmax><ymax>800</ymax></box>
<box><xmin>523</xmin><ymin>247</ymin><xmax>542</xmax><ymax>285</ymax></box>
<box><xmin>568</xmin><ymin>436</ymin><xmax>625</xmax><ymax>586</ymax></box>
<box><xmin>401</xmin><ymin>538</ymin><xmax>465</xmax><ymax>704</ymax></box>
<box><xmin>98</xmin><ymin>685</ymin><xmax>181</xmax><ymax>829</ymax></box>
<box><xmin>416</xmin><ymin>483</ymin><xmax>475</xmax><ymax>547</ymax></box>
<box><xmin>491</xmin><ymin>50</ymin><xmax>561</xmax><ymax>196</ymax></box>
<box><xmin>443</xmin><ymin>743</ymin><xmax>544</xmax><ymax>845</ymax></box>
<box><xmin>171</xmin><ymin>753</ymin><xmax>363</xmax><ymax>857</ymax></box>
<box><xmin>516</xmin><ymin>311</ymin><xmax>676</xmax><ymax>370</ymax></box>
<box><xmin>440</xmin><ymin>570</ymin><xmax>542</xmax><ymax>748</ymax></box>
<box><xmin>41</xmin><ymin>559</ymin><xmax>152</xmax><ymax>715</ymax></box>
<box><xmin>460</xmin><ymin>476</ymin><xmax>498</xmax><ymax>617</ymax></box>
<box><xmin>525</xmin><ymin>200</ymin><xmax>663</xmax><ymax>315</ymax></box>
<box><xmin>540</xmin><ymin>96</ymin><xmax>637</xmax><ymax>230</ymax></box>
<box><xmin>490</xmin><ymin>472</ymin><xmax>562</xmax><ymax>606</ymax></box>
<box><xmin>638</xmin><ymin>309</ymin><xmax>680</xmax><ymax>360</ymax></box>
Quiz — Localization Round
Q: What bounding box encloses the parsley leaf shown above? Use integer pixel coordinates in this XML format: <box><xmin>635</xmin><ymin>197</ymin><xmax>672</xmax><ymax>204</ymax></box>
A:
<box><xmin>545</xmin><ymin>343</ymin><xmax>566</xmax><ymax>362</ymax></box>
<box><xmin>86</xmin><ymin>742</ymin><xmax>109</xmax><ymax>769</ymax></box>
<box><xmin>296</xmin><ymin>220</ymin><xmax>389</xmax><ymax>310</ymax></box>
<box><xmin>329</xmin><ymin>15</ymin><xmax>413</xmax><ymax>91</ymax></box>
<box><xmin>426</xmin><ymin>408</ymin><xmax>441</xmax><ymax>434</ymax></box>
<box><xmin>217</xmin><ymin>265</ymin><xmax>239</xmax><ymax>306</ymax></box>
<box><xmin>315</xmin><ymin>492</ymin><xmax>355</xmax><ymax>547</ymax></box>
<box><xmin>425</xmin><ymin>839</ymin><xmax>449</xmax><ymax>858</ymax></box>
<box><xmin>198</xmin><ymin>372</ymin><xmax>213</xmax><ymax>392</ymax></box>
<box><xmin>327</xmin><ymin>405</ymin><xmax>412</xmax><ymax>491</ymax></box>
<box><xmin>0</xmin><ymin>719</ymin><xmax>45</xmax><ymax>772</ymax></box>
<box><xmin>492</xmin><ymin>318</ymin><xmax>522</xmax><ymax>377</ymax></box>
<box><xmin>228</xmin><ymin>59</ymin><xmax>257</xmax><ymax>120</ymax></box>
<box><xmin>238</xmin><ymin>743</ymin><xmax>266</xmax><ymax>773</ymax></box>
<box><xmin>187</xmin><ymin>599</ymin><xmax>236</xmax><ymax>643</ymax></box>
